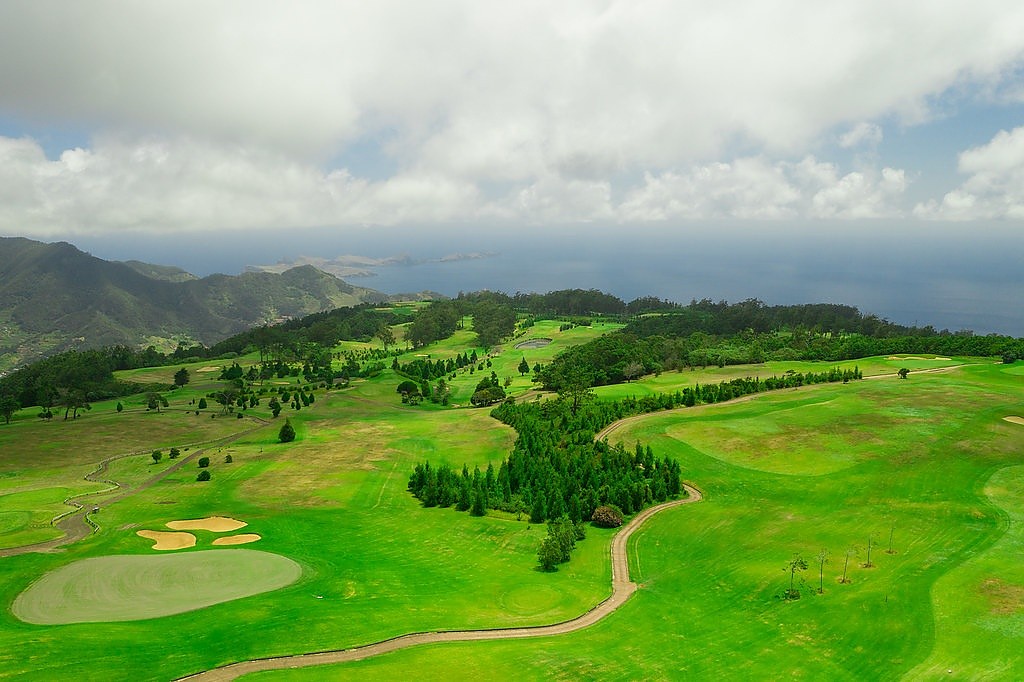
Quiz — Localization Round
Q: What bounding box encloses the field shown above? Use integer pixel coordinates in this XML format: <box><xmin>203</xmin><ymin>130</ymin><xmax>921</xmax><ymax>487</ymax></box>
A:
<box><xmin>1</xmin><ymin>319</ymin><xmax>1022</xmax><ymax>680</ymax></box>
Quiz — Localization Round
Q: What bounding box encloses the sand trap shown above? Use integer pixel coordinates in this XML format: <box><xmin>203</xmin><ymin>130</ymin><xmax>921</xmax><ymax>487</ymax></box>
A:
<box><xmin>166</xmin><ymin>516</ymin><xmax>247</xmax><ymax>533</ymax></box>
<box><xmin>1003</xmin><ymin>416</ymin><xmax>1024</xmax><ymax>426</ymax></box>
<box><xmin>137</xmin><ymin>530</ymin><xmax>196</xmax><ymax>551</ymax></box>
<box><xmin>886</xmin><ymin>356</ymin><xmax>951</xmax><ymax>361</ymax></box>
<box><xmin>212</xmin><ymin>534</ymin><xmax>262</xmax><ymax>546</ymax></box>
<box><xmin>196</xmin><ymin>366</ymin><xmax>220</xmax><ymax>373</ymax></box>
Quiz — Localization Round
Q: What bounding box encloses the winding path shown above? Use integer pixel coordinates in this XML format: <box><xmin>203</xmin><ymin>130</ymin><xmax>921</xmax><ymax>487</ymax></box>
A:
<box><xmin>178</xmin><ymin>483</ymin><xmax>703</xmax><ymax>681</ymax></box>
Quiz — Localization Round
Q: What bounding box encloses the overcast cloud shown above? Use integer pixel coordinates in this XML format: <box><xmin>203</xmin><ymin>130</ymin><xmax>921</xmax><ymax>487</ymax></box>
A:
<box><xmin>1</xmin><ymin>1</ymin><xmax>1024</xmax><ymax>235</ymax></box>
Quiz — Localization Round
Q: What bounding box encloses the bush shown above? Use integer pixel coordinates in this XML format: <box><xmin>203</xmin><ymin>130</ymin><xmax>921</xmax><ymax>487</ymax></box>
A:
<box><xmin>197</xmin><ymin>456</ymin><xmax>210</xmax><ymax>468</ymax></box>
<box><xmin>279</xmin><ymin>419</ymin><xmax>296</xmax><ymax>443</ymax></box>
<box><xmin>591</xmin><ymin>504</ymin><xmax>625</xmax><ymax>528</ymax></box>
<box><xmin>198</xmin><ymin>397</ymin><xmax>207</xmax><ymax>409</ymax></box>
<box><xmin>396</xmin><ymin>380</ymin><xmax>420</xmax><ymax>396</ymax></box>
<box><xmin>169</xmin><ymin>447</ymin><xmax>180</xmax><ymax>459</ymax></box>
<box><xmin>225</xmin><ymin>454</ymin><xmax>233</xmax><ymax>463</ymax></box>
<box><xmin>196</xmin><ymin>470</ymin><xmax>211</xmax><ymax>482</ymax></box>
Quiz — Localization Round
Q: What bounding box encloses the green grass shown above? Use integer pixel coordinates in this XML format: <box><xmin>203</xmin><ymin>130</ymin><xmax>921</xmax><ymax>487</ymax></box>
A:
<box><xmin>242</xmin><ymin>363</ymin><xmax>1024</xmax><ymax>681</ymax></box>
<box><xmin>592</xmin><ymin>355</ymin><xmax>973</xmax><ymax>401</ymax></box>
<box><xmin>12</xmin><ymin>549</ymin><xmax>301</xmax><ymax>624</ymax></box>
<box><xmin>0</xmin><ymin>372</ymin><xmax>612</xmax><ymax>681</ymax></box>
<box><xmin>1</xmin><ymin>353</ymin><xmax>1021</xmax><ymax>681</ymax></box>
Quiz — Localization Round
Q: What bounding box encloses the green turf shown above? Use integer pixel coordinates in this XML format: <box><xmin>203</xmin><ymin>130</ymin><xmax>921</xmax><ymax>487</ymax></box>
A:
<box><xmin>1</xmin><ymin>350</ymin><xmax>1021</xmax><ymax>681</ymax></box>
<box><xmin>242</xmin><ymin>363</ymin><xmax>1024</xmax><ymax>681</ymax></box>
<box><xmin>11</xmin><ymin>549</ymin><xmax>301</xmax><ymax>624</ymax></box>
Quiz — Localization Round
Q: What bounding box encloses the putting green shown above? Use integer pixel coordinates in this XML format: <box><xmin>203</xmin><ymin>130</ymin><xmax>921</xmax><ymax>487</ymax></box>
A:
<box><xmin>12</xmin><ymin>549</ymin><xmax>301</xmax><ymax>625</ymax></box>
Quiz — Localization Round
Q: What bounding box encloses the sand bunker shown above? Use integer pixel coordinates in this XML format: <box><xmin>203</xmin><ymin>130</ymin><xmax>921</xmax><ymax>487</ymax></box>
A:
<box><xmin>166</xmin><ymin>516</ymin><xmax>247</xmax><ymax>532</ymax></box>
<box><xmin>212</xmin><ymin>534</ymin><xmax>262</xmax><ymax>546</ymax></box>
<box><xmin>886</xmin><ymin>356</ymin><xmax>951</xmax><ymax>361</ymax></box>
<box><xmin>196</xmin><ymin>366</ymin><xmax>220</xmax><ymax>373</ymax></box>
<box><xmin>515</xmin><ymin>338</ymin><xmax>552</xmax><ymax>350</ymax></box>
<box><xmin>1003</xmin><ymin>416</ymin><xmax>1024</xmax><ymax>426</ymax></box>
<box><xmin>137</xmin><ymin>530</ymin><xmax>196</xmax><ymax>551</ymax></box>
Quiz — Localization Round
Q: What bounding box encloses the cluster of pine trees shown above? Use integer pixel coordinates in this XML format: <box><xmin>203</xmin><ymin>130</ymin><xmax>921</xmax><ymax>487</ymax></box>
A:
<box><xmin>409</xmin><ymin>396</ymin><xmax>684</xmax><ymax>525</ymax></box>
<box><xmin>392</xmin><ymin>350</ymin><xmax>480</xmax><ymax>382</ymax></box>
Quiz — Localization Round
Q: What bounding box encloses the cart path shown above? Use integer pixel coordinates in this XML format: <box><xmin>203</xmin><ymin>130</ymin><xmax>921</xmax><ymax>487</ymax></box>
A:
<box><xmin>178</xmin><ymin>483</ymin><xmax>703</xmax><ymax>681</ymax></box>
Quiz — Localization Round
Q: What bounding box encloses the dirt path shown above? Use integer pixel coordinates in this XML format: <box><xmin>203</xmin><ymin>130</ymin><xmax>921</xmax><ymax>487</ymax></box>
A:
<box><xmin>0</xmin><ymin>418</ymin><xmax>269</xmax><ymax>558</ymax></box>
<box><xmin>178</xmin><ymin>483</ymin><xmax>703</xmax><ymax>681</ymax></box>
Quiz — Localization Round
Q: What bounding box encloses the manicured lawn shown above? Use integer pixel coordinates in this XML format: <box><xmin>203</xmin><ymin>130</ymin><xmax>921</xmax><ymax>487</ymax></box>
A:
<box><xmin>242</xmin><ymin>362</ymin><xmax>1024</xmax><ymax>681</ymax></box>
<box><xmin>12</xmin><ymin>549</ymin><xmax>301</xmax><ymax>624</ymax></box>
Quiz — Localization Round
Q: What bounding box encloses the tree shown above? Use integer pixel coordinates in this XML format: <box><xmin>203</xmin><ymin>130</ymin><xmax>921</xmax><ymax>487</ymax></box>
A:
<box><xmin>816</xmin><ymin>549</ymin><xmax>829</xmax><ymax>594</ymax></box>
<box><xmin>116</xmin><ymin>401</ymin><xmax>123</xmax><ymax>413</ymax></box>
<box><xmin>897</xmin><ymin>367</ymin><xmax>910</xmax><ymax>379</ymax></box>
<box><xmin>279</xmin><ymin>419</ymin><xmax>296</xmax><ymax>443</ymax></box>
<box><xmin>784</xmin><ymin>554</ymin><xmax>808</xmax><ymax>600</ymax></box>
<box><xmin>470</xmin><ymin>487</ymin><xmax>487</xmax><ymax>516</ymax></box>
<box><xmin>173</xmin><ymin>367</ymin><xmax>190</xmax><ymax>387</ymax></box>
<box><xmin>0</xmin><ymin>394</ymin><xmax>19</xmax><ymax>424</ymax></box>
<box><xmin>146</xmin><ymin>392</ymin><xmax>169</xmax><ymax>413</ymax></box>
<box><xmin>556</xmin><ymin>364</ymin><xmax>594</xmax><ymax>415</ymax></box>
<box><xmin>862</xmin><ymin>535</ymin><xmax>875</xmax><ymax>568</ymax></box>
<box><xmin>518</xmin><ymin>357</ymin><xmax>530</xmax><ymax>376</ymax></box>
<box><xmin>376</xmin><ymin>324</ymin><xmax>396</xmax><ymax>350</ymax></box>
<box><xmin>169</xmin><ymin>447</ymin><xmax>180</xmax><ymax>459</ymax></box>
<box><xmin>623</xmin><ymin>361</ymin><xmax>644</xmax><ymax>382</ymax></box>
<box><xmin>198</xmin><ymin>397</ymin><xmax>208</xmax><ymax>410</ymax></box>
<box><xmin>225</xmin><ymin>454</ymin><xmax>233</xmax><ymax>463</ymax></box>
<box><xmin>196</xmin><ymin>470</ymin><xmax>211</xmax><ymax>482</ymax></box>
<box><xmin>198</xmin><ymin>456</ymin><xmax>210</xmax><ymax>468</ymax></box>
<box><xmin>58</xmin><ymin>388</ymin><xmax>91</xmax><ymax>420</ymax></box>
<box><xmin>151</xmin><ymin>450</ymin><xmax>163</xmax><ymax>464</ymax></box>
<box><xmin>268</xmin><ymin>396</ymin><xmax>282</xmax><ymax>417</ymax></box>
<box><xmin>591</xmin><ymin>505</ymin><xmax>624</xmax><ymax>528</ymax></box>
<box><xmin>839</xmin><ymin>548</ymin><xmax>855</xmax><ymax>584</ymax></box>
<box><xmin>537</xmin><ymin>535</ymin><xmax>561</xmax><ymax>571</ymax></box>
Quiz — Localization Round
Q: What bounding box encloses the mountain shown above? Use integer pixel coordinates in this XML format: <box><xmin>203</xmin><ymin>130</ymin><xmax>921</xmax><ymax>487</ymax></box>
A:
<box><xmin>0</xmin><ymin>237</ymin><xmax>397</xmax><ymax>373</ymax></box>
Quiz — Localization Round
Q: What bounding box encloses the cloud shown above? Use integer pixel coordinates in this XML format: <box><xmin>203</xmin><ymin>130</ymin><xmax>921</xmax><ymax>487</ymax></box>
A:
<box><xmin>0</xmin><ymin>135</ymin><xmax>481</xmax><ymax>235</ymax></box>
<box><xmin>618</xmin><ymin>157</ymin><xmax>907</xmax><ymax>221</ymax></box>
<box><xmin>839</xmin><ymin>123</ymin><xmax>884</xmax><ymax>149</ymax></box>
<box><xmin>0</xmin><ymin>2</ymin><xmax>1022</xmax><ymax>233</ymax></box>
<box><xmin>0</xmin><ymin>135</ymin><xmax>913</xmax><ymax>234</ymax></box>
<box><xmin>2</xmin><ymin>2</ymin><xmax>1023</xmax><ymax>169</ymax></box>
<box><xmin>914</xmin><ymin>126</ymin><xmax>1024</xmax><ymax>219</ymax></box>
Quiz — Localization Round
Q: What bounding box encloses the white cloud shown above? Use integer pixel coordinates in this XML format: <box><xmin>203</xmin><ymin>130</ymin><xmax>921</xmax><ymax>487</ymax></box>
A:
<box><xmin>0</xmin><ymin>1</ymin><xmax>1022</xmax><ymax>232</ymax></box>
<box><xmin>0</xmin><ymin>135</ymin><xmax>481</xmax><ymax>235</ymax></box>
<box><xmin>618</xmin><ymin>157</ymin><xmax>907</xmax><ymax>221</ymax></box>
<box><xmin>914</xmin><ymin>126</ymin><xmax>1024</xmax><ymax>219</ymax></box>
<box><xmin>839</xmin><ymin>123</ymin><xmax>884</xmax><ymax>149</ymax></box>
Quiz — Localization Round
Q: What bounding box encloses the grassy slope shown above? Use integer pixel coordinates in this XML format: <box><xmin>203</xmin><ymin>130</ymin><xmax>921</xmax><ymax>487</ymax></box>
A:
<box><xmin>245</xmin><ymin>362</ymin><xmax>1024</xmax><ymax>681</ymax></box>
<box><xmin>0</xmin><ymin>331</ymin><xmax>616</xmax><ymax>681</ymax></box>
<box><xmin>2</xmin><ymin>318</ymin><xmax>1021</xmax><ymax>680</ymax></box>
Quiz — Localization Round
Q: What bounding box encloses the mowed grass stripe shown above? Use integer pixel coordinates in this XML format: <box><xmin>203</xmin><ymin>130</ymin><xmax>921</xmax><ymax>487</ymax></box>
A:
<box><xmin>12</xmin><ymin>549</ymin><xmax>301</xmax><ymax>625</ymax></box>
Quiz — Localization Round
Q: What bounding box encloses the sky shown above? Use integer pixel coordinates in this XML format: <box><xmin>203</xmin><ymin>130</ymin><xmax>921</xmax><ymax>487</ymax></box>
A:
<box><xmin>1</xmin><ymin>2</ymin><xmax>1023</xmax><ymax>332</ymax></box>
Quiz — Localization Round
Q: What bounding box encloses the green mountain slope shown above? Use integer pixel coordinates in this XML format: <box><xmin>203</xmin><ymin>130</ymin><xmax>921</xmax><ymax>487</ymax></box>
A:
<box><xmin>0</xmin><ymin>237</ymin><xmax>391</xmax><ymax>372</ymax></box>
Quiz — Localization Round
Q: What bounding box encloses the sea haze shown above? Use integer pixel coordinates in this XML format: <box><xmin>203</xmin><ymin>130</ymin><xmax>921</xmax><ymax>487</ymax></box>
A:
<box><xmin>70</xmin><ymin>221</ymin><xmax>1024</xmax><ymax>337</ymax></box>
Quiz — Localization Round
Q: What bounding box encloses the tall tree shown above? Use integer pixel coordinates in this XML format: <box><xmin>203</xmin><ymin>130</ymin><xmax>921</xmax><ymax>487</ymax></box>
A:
<box><xmin>376</xmin><ymin>324</ymin><xmax>396</xmax><ymax>350</ymax></box>
<box><xmin>0</xmin><ymin>394</ymin><xmax>18</xmax><ymax>424</ymax></box>
<box><xmin>173</xmin><ymin>367</ymin><xmax>190</xmax><ymax>387</ymax></box>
